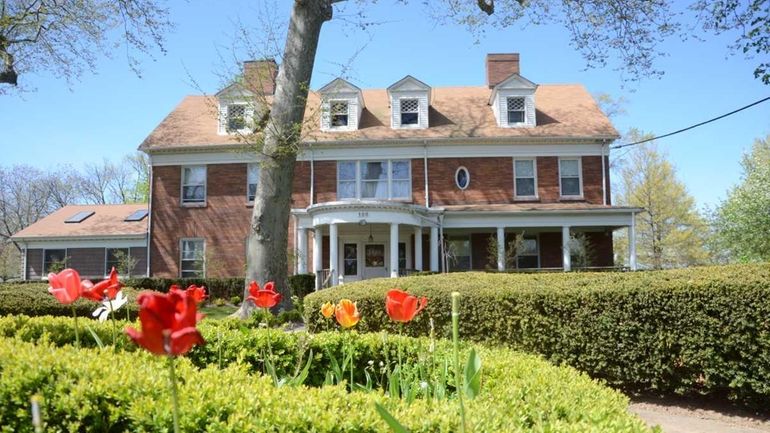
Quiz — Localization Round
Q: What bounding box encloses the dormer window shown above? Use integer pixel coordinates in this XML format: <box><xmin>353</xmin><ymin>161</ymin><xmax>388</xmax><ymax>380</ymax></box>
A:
<box><xmin>506</xmin><ymin>97</ymin><xmax>525</xmax><ymax>124</ymax></box>
<box><xmin>330</xmin><ymin>101</ymin><xmax>349</xmax><ymax>127</ymax></box>
<box><xmin>400</xmin><ymin>99</ymin><xmax>419</xmax><ymax>126</ymax></box>
<box><xmin>227</xmin><ymin>104</ymin><xmax>246</xmax><ymax>131</ymax></box>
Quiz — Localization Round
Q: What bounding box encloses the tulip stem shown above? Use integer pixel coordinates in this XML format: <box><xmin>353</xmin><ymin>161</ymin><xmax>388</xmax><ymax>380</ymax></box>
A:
<box><xmin>349</xmin><ymin>333</ymin><xmax>354</xmax><ymax>392</ymax></box>
<box><xmin>109</xmin><ymin>299</ymin><xmax>117</xmax><ymax>348</ymax></box>
<box><xmin>451</xmin><ymin>292</ymin><xmax>467</xmax><ymax>433</ymax></box>
<box><xmin>397</xmin><ymin>325</ymin><xmax>403</xmax><ymax>397</ymax></box>
<box><xmin>167</xmin><ymin>356</ymin><xmax>181</xmax><ymax>433</ymax></box>
<box><xmin>70</xmin><ymin>305</ymin><xmax>80</xmax><ymax>349</ymax></box>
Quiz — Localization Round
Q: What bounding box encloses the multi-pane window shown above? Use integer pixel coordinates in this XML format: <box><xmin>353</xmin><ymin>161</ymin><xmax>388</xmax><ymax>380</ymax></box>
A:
<box><xmin>337</xmin><ymin>160</ymin><xmax>411</xmax><ymax>201</ymax></box>
<box><xmin>447</xmin><ymin>237</ymin><xmax>471</xmax><ymax>271</ymax></box>
<box><xmin>105</xmin><ymin>248</ymin><xmax>130</xmax><ymax>276</ymax></box>
<box><xmin>180</xmin><ymin>239</ymin><xmax>205</xmax><ymax>278</ymax></box>
<box><xmin>507</xmin><ymin>97</ymin><xmax>525</xmax><ymax>124</ymax></box>
<box><xmin>514</xmin><ymin>159</ymin><xmax>536</xmax><ymax>198</ymax></box>
<box><xmin>559</xmin><ymin>158</ymin><xmax>582</xmax><ymax>197</ymax></box>
<box><xmin>181</xmin><ymin>166</ymin><xmax>206</xmax><ymax>205</ymax></box>
<box><xmin>398</xmin><ymin>243</ymin><xmax>407</xmax><ymax>271</ymax></box>
<box><xmin>516</xmin><ymin>237</ymin><xmax>539</xmax><ymax>269</ymax></box>
<box><xmin>400</xmin><ymin>99</ymin><xmax>419</xmax><ymax>126</ymax></box>
<box><xmin>343</xmin><ymin>243</ymin><xmax>358</xmax><ymax>276</ymax></box>
<box><xmin>227</xmin><ymin>104</ymin><xmax>246</xmax><ymax>131</ymax></box>
<box><xmin>330</xmin><ymin>101</ymin><xmax>349</xmax><ymax>127</ymax></box>
<box><xmin>43</xmin><ymin>249</ymin><xmax>67</xmax><ymax>274</ymax></box>
<box><xmin>247</xmin><ymin>163</ymin><xmax>260</xmax><ymax>202</ymax></box>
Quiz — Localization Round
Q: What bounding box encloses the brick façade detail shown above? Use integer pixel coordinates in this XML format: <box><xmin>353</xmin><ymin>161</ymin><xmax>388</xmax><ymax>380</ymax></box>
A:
<box><xmin>429</xmin><ymin>157</ymin><xmax>514</xmax><ymax>205</ymax></box>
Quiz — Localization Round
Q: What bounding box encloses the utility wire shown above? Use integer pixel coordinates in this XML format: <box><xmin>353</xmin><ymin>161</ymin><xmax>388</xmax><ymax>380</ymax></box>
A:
<box><xmin>611</xmin><ymin>96</ymin><xmax>770</xmax><ymax>150</ymax></box>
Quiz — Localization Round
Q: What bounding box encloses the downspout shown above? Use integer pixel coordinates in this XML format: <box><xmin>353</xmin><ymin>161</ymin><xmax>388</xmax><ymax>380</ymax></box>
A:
<box><xmin>309</xmin><ymin>146</ymin><xmax>315</xmax><ymax>206</ymax></box>
<box><xmin>293</xmin><ymin>214</ymin><xmax>298</xmax><ymax>275</ymax></box>
<box><xmin>146</xmin><ymin>157</ymin><xmax>153</xmax><ymax>277</ymax></box>
<box><xmin>438</xmin><ymin>214</ymin><xmax>445</xmax><ymax>273</ymax></box>
<box><xmin>423</xmin><ymin>140</ymin><xmax>429</xmax><ymax>208</ymax></box>
<box><xmin>22</xmin><ymin>242</ymin><xmax>27</xmax><ymax>280</ymax></box>
<box><xmin>601</xmin><ymin>141</ymin><xmax>607</xmax><ymax>205</ymax></box>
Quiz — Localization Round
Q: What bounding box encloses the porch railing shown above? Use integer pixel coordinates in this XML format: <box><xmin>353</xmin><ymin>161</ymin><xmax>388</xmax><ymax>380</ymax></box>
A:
<box><xmin>398</xmin><ymin>268</ymin><xmax>419</xmax><ymax>277</ymax></box>
<box><xmin>315</xmin><ymin>269</ymin><xmax>332</xmax><ymax>290</ymax></box>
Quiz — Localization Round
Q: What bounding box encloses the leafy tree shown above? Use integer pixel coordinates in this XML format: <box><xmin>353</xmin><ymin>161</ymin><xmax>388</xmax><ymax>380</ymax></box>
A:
<box><xmin>711</xmin><ymin>135</ymin><xmax>770</xmax><ymax>261</ymax></box>
<box><xmin>614</xmin><ymin>130</ymin><xmax>710</xmax><ymax>269</ymax></box>
<box><xmin>0</xmin><ymin>0</ymin><xmax>171</xmax><ymax>89</ymax></box>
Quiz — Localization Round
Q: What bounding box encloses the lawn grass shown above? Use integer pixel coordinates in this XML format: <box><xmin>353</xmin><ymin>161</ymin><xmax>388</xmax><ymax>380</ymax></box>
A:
<box><xmin>200</xmin><ymin>303</ymin><xmax>238</xmax><ymax>319</ymax></box>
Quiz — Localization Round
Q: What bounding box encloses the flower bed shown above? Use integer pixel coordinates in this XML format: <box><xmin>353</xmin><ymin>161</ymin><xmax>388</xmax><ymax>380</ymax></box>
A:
<box><xmin>0</xmin><ymin>282</ymin><xmax>140</xmax><ymax>318</ymax></box>
<box><xmin>0</xmin><ymin>316</ymin><xmax>651</xmax><ymax>432</ymax></box>
<box><xmin>304</xmin><ymin>263</ymin><xmax>770</xmax><ymax>407</ymax></box>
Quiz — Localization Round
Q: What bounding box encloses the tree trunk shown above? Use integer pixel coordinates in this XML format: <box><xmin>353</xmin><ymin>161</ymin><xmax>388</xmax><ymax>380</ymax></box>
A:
<box><xmin>235</xmin><ymin>0</ymin><xmax>333</xmax><ymax>319</ymax></box>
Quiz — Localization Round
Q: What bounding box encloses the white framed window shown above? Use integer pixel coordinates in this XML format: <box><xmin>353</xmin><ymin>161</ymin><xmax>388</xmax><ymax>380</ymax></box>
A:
<box><xmin>507</xmin><ymin>97</ymin><xmax>525</xmax><ymax>124</ymax></box>
<box><xmin>513</xmin><ymin>158</ymin><xmax>537</xmax><ymax>199</ymax></box>
<box><xmin>181</xmin><ymin>165</ymin><xmax>206</xmax><ymax>206</ymax></box>
<box><xmin>447</xmin><ymin>236</ymin><xmax>471</xmax><ymax>271</ymax></box>
<box><xmin>227</xmin><ymin>104</ymin><xmax>247</xmax><ymax>132</ymax></box>
<box><xmin>455</xmin><ymin>166</ymin><xmax>470</xmax><ymax>190</ymax></box>
<box><xmin>559</xmin><ymin>157</ymin><xmax>583</xmax><ymax>198</ymax></box>
<box><xmin>516</xmin><ymin>236</ymin><xmax>539</xmax><ymax>269</ymax></box>
<box><xmin>247</xmin><ymin>163</ymin><xmax>260</xmax><ymax>203</ymax></box>
<box><xmin>43</xmin><ymin>249</ymin><xmax>67</xmax><ymax>274</ymax></box>
<box><xmin>105</xmin><ymin>248</ymin><xmax>130</xmax><ymax>276</ymax></box>
<box><xmin>180</xmin><ymin>238</ymin><xmax>205</xmax><ymax>278</ymax></box>
<box><xmin>336</xmin><ymin>160</ymin><xmax>411</xmax><ymax>201</ymax></box>
<box><xmin>330</xmin><ymin>101</ymin><xmax>349</xmax><ymax>128</ymax></box>
<box><xmin>400</xmin><ymin>99</ymin><xmax>419</xmax><ymax>126</ymax></box>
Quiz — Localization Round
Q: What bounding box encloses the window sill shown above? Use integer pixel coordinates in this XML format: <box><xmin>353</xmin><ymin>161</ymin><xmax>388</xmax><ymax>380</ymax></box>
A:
<box><xmin>559</xmin><ymin>196</ymin><xmax>584</xmax><ymax>201</ymax></box>
<box><xmin>181</xmin><ymin>202</ymin><xmax>207</xmax><ymax>208</ymax></box>
<box><xmin>514</xmin><ymin>196</ymin><xmax>539</xmax><ymax>202</ymax></box>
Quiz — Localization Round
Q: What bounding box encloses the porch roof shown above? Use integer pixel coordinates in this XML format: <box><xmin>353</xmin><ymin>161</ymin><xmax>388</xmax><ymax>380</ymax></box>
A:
<box><xmin>440</xmin><ymin>203</ymin><xmax>642</xmax><ymax>214</ymax></box>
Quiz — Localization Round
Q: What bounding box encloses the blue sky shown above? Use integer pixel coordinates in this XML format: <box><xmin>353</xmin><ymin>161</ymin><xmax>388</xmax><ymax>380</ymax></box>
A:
<box><xmin>1</xmin><ymin>0</ymin><xmax>768</xmax><ymax>209</ymax></box>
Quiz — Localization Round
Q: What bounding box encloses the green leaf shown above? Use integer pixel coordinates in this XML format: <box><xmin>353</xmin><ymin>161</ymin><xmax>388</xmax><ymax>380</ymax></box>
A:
<box><xmin>84</xmin><ymin>323</ymin><xmax>104</xmax><ymax>349</ymax></box>
<box><xmin>374</xmin><ymin>402</ymin><xmax>410</xmax><ymax>433</ymax></box>
<box><xmin>292</xmin><ymin>349</ymin><xmax>313</xmax><ymax>386</ymax></box>
<box><xmin>464</xmin><ymin>347</ymin><xmax>482</xmax><ymax>399</ymax></box>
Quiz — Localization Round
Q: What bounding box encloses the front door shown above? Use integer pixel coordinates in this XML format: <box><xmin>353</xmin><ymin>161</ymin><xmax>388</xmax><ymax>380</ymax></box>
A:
<box><xmin>341</xmin><ymin>243</ymin><xmax>360</xmax><ymax>283</ymax></box>
<box><xmin>363</xmin><ymin>243</ymin><xmax>388</xmax><ymax>279</ymax></box>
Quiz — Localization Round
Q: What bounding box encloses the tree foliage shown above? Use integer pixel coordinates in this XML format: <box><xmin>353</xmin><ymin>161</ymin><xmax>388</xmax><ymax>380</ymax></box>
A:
<box><xmin>711</xmin><ymin>135</ymin><xmax>770</xmax><ymax>261</ymax></box>
<box><xmin>613</xmin><ymin>130</ymin><xmax>710</xmax><ymax>269</ymax></box>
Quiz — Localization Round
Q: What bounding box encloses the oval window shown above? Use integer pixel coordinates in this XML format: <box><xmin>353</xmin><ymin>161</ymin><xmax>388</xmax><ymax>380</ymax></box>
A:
<box><xmin>455</xmin><ymin>167</ymin><xmax>470</xmax><ymax>190</ymax></box>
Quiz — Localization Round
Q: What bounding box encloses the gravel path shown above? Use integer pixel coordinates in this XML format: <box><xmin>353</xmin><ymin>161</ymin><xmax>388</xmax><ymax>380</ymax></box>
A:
<box><xmin>629</xmin><ymin>399</ymin><xmax>770</xmax><ymax>433</ymax></box>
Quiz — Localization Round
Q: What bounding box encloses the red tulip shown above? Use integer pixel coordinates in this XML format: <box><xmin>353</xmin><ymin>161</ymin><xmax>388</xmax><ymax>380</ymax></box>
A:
<box><xmin>247</xmin><ymin>281</ymin><xmax>281</xmax><ymax>309</ymax></box>
<box><xmin>386</xmin><ymin>289</ymin><xmax>428</xmax><ymax>323</ymax></box>
<box><xmin>170</xmin><ymin>284</ymin><xmax>207</xmax><ymax>304</ymax></box>
<box><xmin>125</xmin><ymin>290</ymin><xmax>204</xmax><ymax>356</ymax></box>
<box><xmin>47</xmin><ymin>268</ymin><xmax>90</xmax><ymax>305</ymax></box>
<box><xmin>81</xmin><ymin>267</ymin><xmax>122</xmax><ymax>302</ymax></box>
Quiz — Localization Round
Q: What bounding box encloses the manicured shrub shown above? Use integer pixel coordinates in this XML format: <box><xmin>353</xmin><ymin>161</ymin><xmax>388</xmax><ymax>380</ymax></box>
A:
<box><xmin>124</xmin><ymin>277</ymin><xmax>245</xmax><ymax>299</ymax></box>
<box><xmin>0</xmin><ymin>283</ymin><xmax>139</xmax><ymax>318</ymax></box>
<box><xmin>304</xmin><ymin>263</ymin><xmax>770</xmax><ymax>407</ymax></box>
<box><xmin>288</xmin><ymin>273</ymin><xmax>315</xmax><ymax>299</ymax></box>
<box><xmin>0</xmin><ymin>325</ymin><xmax>650</xmax><ymax>432</ymax></box>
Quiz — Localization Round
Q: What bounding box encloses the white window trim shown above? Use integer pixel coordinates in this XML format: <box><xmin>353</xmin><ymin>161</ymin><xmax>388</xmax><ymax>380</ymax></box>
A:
<box><xmin>558</xmin><ymin>157</ymin><xmax>584</xmax><ymax>199</ymax></box>
<box><xmin>506</xmin><ymin>96</ymin><xmax>526</xmax><ymax>127</ymax></box>
<box><xmin>336</xmin><ymin>160</ymin><xmax>412</xmax><ymax>201</ymax></box>
<box><xmin>42</xmin><ymin>248</ymin><xmax>68</xmax><ymax>277</ymax></box>
<box><xmin>181</xmin><ymin>165</ymin><xmax>207</xmax><ymax>207</ymax></box>
<box><xmin>225</xmin><ymin>103</ymin><xmax>249</xmax><ymax>134</ymax></box>
<box><xmin>455</xmin><ymin>166</ymin><xmax>470</xmax><ymax>190</ymax></box>
<box><xmin>398</xmin><ymin>97</ymin><xmax>421</xmax><ymax>129</ymax></box>
<box><xmin>247</xmin><ymin>163</ymin><xmax>260</xmax><ymax>204</ymax></box>
<box><xmin>179</xmin><ymin>238</ymin><xmax>206</xmax><ymax>278</ymax></box>
<box><xmin>513</xmin><ymin>158</ymin><xmax>538</xmax><ymax>200</ymax></box>
<box><xmin>328</xmin><ymin>99</ymin><xmax>351</xmax><ymax>130</ymax></box>
<box><xmin>104</xmin><ymin>247</ymin><xmax>130</xmax><ymax>277</ymax></box>
<box><xmin>516</xmin><ymin>234</ymin><xmax>541</xmax><ymax>269</ymax></box>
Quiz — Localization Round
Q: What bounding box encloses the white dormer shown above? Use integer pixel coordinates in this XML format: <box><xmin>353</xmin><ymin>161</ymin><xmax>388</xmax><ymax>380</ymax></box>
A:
<box><xmin>387</xmin><ymin>75</ymin><xmax>431</xmax><ymax>129</ymax></box>
<box><xmin>215</xmin><ymin>84</ymin><xmax>259</xmax><ymax>135</ymax></box>
<box><xmin>490</xmin><ymin>74</ymin><xmax>537</xmax><ymax>128</ymax></box>
<box><xmin>318</xmin><ymin>78</ymin><xmax>364</xmax><ymax>132</ymax></box>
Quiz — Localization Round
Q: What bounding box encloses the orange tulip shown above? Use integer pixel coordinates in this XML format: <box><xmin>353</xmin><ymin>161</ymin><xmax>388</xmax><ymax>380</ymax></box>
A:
<box><xmin>335</xmin><ymin>299</ymin><xmax>360</xmax><ymax>329</ymax></box>
<box><xmin>385</xmin><ymin>289</ymin><xmax>428</xmax><ymax>323</ymax></box>
<box><xmin>320</xmin><ymin>301</ymin><xmax>334</xmax><ymax>318</ymax></box>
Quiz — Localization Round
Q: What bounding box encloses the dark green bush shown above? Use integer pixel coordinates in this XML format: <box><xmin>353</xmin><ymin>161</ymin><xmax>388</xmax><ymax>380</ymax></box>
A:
<box><xmin>0</xmin><ymin>321</ymin><xmax>650</xmax><ymax>432</ymax></box>
<box><xmin>0</xmin><ymin>283</ymin><xmax>139</xmax><ymax>318</ymax></box>
<box><xmin>288</xmin><ymin>273</ymin><xmax>315</xmax><ymax>299</ymax></box>
<box><xmin>124</xmin><ymin>277</ymin><xmax>245</xmax><ymax>299</ymax></box>
<box><xmin>304</xmin><ymin>263</ymin><xmax>770</xmax><ymax>407</ymax></box>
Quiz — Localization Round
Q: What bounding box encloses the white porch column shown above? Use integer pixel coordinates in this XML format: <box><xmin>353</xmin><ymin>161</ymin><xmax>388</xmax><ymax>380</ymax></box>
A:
<box><xmin>329</xmin><ymin>223</ymin><xmax>338</xmax><ymax>286</ymax></box>
<box><xmin>629</xmin><ymin>216</ymin><xmax>637</xmax><ymax>271</ymax></box>
<box><xmin>496</xmin><ymin>227</ymin><xmax>506</xmax><ymax>271</ymax></box>
<box><xmin>297</xmin><ymin>228</ymin><xmax>308</xmax><ymax>274</ymax></box>
<box><xmin>562</xmin><ymin>225</ymin><xmax>572</xmax><ymax>272</ymax></box>
<box><xmin>429</xmin><ymin>226</ymin><xmax>439</xmax><ymax>272</ymax></box>
<box><xmin>313</xmin><ymin>227</ymin><xmax>323</xmax><ymax>290</ymax></box>
<box><xmin>390</xmin><ymin>223</ymin><xmax>399</xmax><ymax>278</ymax></box>
<box><xmin>414</xmin><ymin>227</ymin><xmax>423</xmax><ymax>271</ymax></box>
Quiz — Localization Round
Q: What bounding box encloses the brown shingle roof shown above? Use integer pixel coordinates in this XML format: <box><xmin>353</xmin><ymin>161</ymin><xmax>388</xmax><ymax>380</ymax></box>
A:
<box><xmin>442</xmin><ymin>203</ymin><xmax>640</xmax><ymax>212</ymax></box>
<box><xmin>140</xmin><ymin>84</ymin><xmax>618</xmax><ymax>150</ymax></box>
<box><xmin>12</xmin><ymin>205</ymin><xmax>148</xmax><ymax>240</ymax></box>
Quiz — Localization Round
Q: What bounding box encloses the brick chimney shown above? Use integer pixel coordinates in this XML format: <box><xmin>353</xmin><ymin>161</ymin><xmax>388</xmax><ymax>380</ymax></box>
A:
<box><xmin>486</xmin><ymin>53</ymin><xmax>520</xmax><ymax>88</ymax></box>
<box><xmin>243</xmin><ymin>59</ymin><xmax>278</xmax><ymax>95</ymax></box>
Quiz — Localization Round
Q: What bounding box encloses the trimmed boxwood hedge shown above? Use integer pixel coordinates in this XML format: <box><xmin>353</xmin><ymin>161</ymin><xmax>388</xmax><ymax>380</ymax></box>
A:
<box><xmin>124</xmin><ymin>274</ymin><xmax>316</xmax><ymax>301</ymax></box>
<box><xmin>0</xmin><ymin>316</ymin><xmax>651</xmax><ymax>432</ymax></box>
<box><xmin>0</xmin><ymin>283</ymin><xmax>140</xmax><ymax>318</ymax></box>
<box><xmin>304</xmin><ymin>263</ymin><xmax>770</xmax><ymax>407</ymax></box>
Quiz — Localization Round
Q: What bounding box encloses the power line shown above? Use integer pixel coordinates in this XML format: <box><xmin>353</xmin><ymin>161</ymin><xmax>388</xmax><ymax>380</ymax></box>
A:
<box><xmin>611</xmin><ymin>96</ymin><xmax>770</xmax><ymax>150</ymax></box>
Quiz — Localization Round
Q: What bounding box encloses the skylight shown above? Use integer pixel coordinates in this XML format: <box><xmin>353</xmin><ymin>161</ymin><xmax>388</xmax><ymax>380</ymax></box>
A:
<box><xmin>124</xmin><ymin>209</ymin><xmax>149</xmax><ymax>222</ymax></box>
<box><xmin>64</xmin><ymin>211</ymin><xmax>95</xmax><ymax>224</ymax></box>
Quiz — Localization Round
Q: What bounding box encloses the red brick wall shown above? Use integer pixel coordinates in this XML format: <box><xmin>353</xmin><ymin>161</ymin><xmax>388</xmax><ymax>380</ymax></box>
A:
<box><xmin>314</xmin><ymin>161</ymin><xmax>337</xmax><ymax>204</ymax></box>
<box><xmin>585</xmin><ymin>231</ymin><xmax>614</xmax><ymax>267</ymax></box>
<box><xmin>539</xmin><ymin>232</ymin><xmax>563</xmax><ymax>268</ymax></box>
<box><xmin>428</xmin><ymin>157</ymin><xmax>514</xmax><ymax>205</ymax></box>
<box><xmin>411</xmin><ymin>159</ymin><xmax>425</xmax><ymax>205</ymax></box>
<box><xmin>582</xmin><ymin>156</ymin><xmax>605</xmax><ymax>205</ymax></box>
<box><xmin>293</xmin><ymin>161</ymin><xmax>311</xmax><ymax>208</ymax></box>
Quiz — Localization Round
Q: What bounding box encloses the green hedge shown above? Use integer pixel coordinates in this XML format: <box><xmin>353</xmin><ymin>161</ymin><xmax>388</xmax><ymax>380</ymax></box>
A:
<box><xmin>304</xmin><ymin>263</ymin><xmax>770</xmax><ymax>407</ymax></box>
<box><xmin>0</xmin><ymin>283</ymin><xmax>140</xmax><ymax>318</ymax></box>
<box><xmin>0</xmin><ymin>317</ymin><xmax>650</xmax><ymax>432</ymax></box>
<box><xmin>124</xmin><ymin>275</ymin><xmax>316</xmax><ymax>302</ymax></box>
